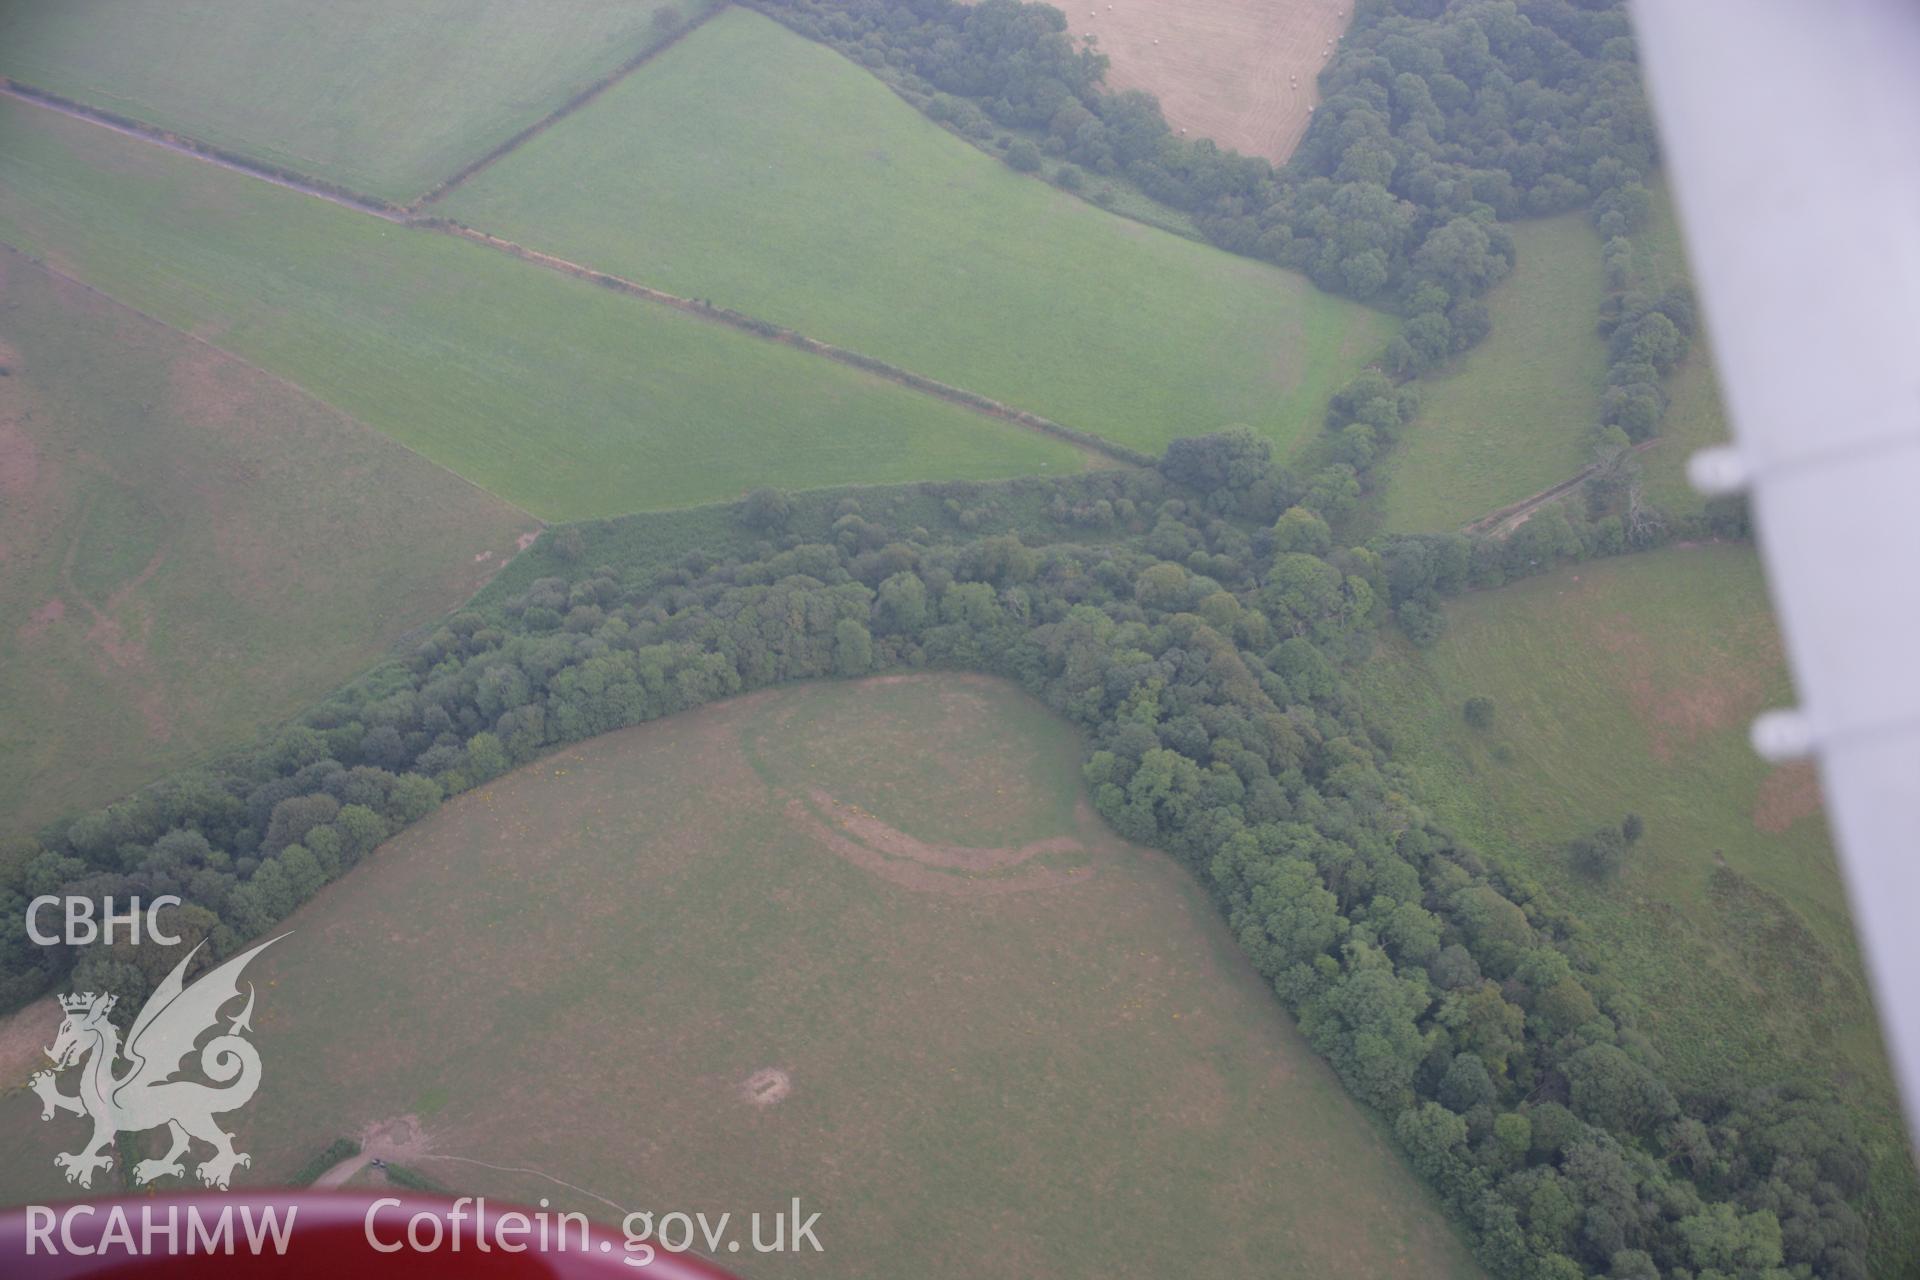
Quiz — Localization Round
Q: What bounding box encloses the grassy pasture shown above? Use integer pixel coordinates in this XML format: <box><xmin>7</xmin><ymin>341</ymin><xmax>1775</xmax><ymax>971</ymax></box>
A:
<box><xmin>1369</xmin><ymin>212</ymin><xmax>1610</xmax><ymax>532</ymax></box>
<box><xmin>0</xmin><ymin>248</ymin><xmax>534</xmax><ymax>834</ymax></box>
<box><xmin>441</xmin><ymin>7</ymin><xmax>1394</xmax><ymax>459</ymax></box>
<box><xmin>1367</xmin><ymin>182</ymin><xmax>1736</xmax><ymax>533</ymax></box>
<box><xmin>0</xmin><ymin>677</ymin><xmax>1482</xmax><ymax>1277</ymax></box>
<box><xmin>0</xmin><ymin>97</ymin><xmax>1088</xmax><ymax>519</ymax></box>
<box><xmin>1638</xmin><ymin>347</ymin><xmax>1730</xmax><ymax>520</ymax></box>
<box><xmin>1628</xmin><ymin>180</ymin><xmax>1734</xmax><ymax>520</ymax></box>
<box><xmin>0</xmin><ymin>0</ymin><xmax>715</xmax><ymax>202</ymax></box>
<box><xmin>1353</xmin><ymin>548</ymin><xmax>1918</xmax><ymax>1249</ymax></box>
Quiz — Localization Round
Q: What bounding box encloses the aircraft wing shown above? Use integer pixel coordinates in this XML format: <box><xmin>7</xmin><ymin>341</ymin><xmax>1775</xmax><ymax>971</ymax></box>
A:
<box><xmin>1629</xmin><ymin>0</ymin><xmax>1920</xmax><ymax>1148</ymax></box>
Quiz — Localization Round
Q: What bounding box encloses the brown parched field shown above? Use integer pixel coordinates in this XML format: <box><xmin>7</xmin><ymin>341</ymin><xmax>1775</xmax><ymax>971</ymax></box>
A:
<box><xmin>1064</xmin><ymin>0</ymin><xmax>1351</xmax><ymax>163</ymax></box>
<box><xmin>0</xmin><ymin>676</ymin><xmax>1482</xmax><ymax>1278</ymax></box>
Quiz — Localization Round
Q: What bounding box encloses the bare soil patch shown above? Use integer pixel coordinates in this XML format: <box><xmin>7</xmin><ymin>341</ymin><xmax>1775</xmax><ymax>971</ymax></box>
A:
<box><xmin>17</xmin><ymin>597</ymin><xmax>64</xmax><ymax>642</ymax></box>
<box><xmin>1753</xmin><ymin>760</ymin><xmax>1824</xmax><ymax>835</ymax></box>
<box><xmin>1589</xmin><ymin>609</ymin><xmax>1769</xmax><ymax>762</ymax></box>
<box><xmin>1061</xmin><ymin>0</ymin><xmax>1351</xmax><ymax>163</ymax></box>
<box><xmin>313</xmin><ymin>1115</ymin><xmax>434</xmax><ymax>1188</ymax></box>
<box><xmin>741</xmin><ymin>1068</ymin><xmax>792</xmax><ymax>1108</ymax></box>
<box><xmin>359</xmin><ymin>1114</ymin><xmax>433</xmax><ymax>1161</ymax></box>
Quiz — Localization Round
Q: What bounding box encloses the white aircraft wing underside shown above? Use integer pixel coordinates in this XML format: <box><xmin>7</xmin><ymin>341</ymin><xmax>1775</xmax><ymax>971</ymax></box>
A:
<box><xmin>1629</xmin><ymin>0</ymin><xmax>1920</xmax><ymax>1149</ymax></box>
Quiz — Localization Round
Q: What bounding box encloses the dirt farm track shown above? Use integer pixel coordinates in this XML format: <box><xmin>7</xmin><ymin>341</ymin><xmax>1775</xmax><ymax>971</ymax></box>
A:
<box><xmin>1062</xmin><ymin>0</ymin><xmax>1350</xmax><ymax>163</ymax></box>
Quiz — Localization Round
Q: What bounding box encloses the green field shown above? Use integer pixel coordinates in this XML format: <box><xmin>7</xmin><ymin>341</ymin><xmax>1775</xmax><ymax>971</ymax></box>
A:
<box><xmin>441</xmin><ymin>7</ymin><xmax>1394</xmax><ymax>458</ymax></box>
<box><xmin>1628</xmin><ymin>180</ymin><xmax>1734</xmax><ymax>519</ymax></box>
<box><xmin>1368</xmin><ymin>213</ymin><xmax>1610</xmax><ymax>532</ymax></box>
<box><xmin>1364</xmin><ymin>179</ymin><xmax>1733</xmax><ymax>531</ymax></box>
<box><xmin>1354</xmin><ymin>547</ymin><xmax>1918</xmax><ymax>1247</ymax></box>
<box><xmin>1638</xmin><ymin>346</ymin><xmax>1731</xmax><ymax>519</ymax></box>
<box><xmin>0</xmin><ymin>248</ymin><xmax>534</xmax><ymax>834</ymax></box>
<box><xmin>0</xmin><ymin>0</ymin><xmax>713</xmax><ymax>202</ymax></box>
<box><xmin>0</xmin><ymin>97</ymin><xmax>1088</xmax><ymax>519</ymax></box>
<box><xmin>0</xmin><ymin>677</ymin><xmax>1481</xmax><ymax>1277</ymax></box>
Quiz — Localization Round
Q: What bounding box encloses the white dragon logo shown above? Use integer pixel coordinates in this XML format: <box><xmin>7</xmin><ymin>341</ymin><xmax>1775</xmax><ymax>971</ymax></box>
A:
<box><xmin>30</xmin><ymin>935</ymin><xmax>284</xmax><ymax>1190</ymax></box>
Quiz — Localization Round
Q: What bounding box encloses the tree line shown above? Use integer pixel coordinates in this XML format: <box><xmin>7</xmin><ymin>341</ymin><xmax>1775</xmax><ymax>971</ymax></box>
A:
<box><xmin>0</xmin><ymin>442</ymin><xmax>1873</xmax><ymax>1279</ymax></box>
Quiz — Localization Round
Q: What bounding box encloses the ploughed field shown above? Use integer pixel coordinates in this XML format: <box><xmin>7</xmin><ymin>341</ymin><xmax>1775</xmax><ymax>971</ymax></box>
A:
<box><xmin>1053</xmin><ymin>0</ymin><xmax>1351</xmax><ymax>164</ymax></box>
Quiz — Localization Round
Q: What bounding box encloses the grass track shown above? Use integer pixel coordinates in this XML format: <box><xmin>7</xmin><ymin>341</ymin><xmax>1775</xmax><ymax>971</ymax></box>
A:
<box><xmin>0</xmin><ymin>248</ymin><xmax>534</xmax><ymax>834</ymax></box>
<box><xmin>0</xmin><ymin>97</ymin><xmax>1087</xmax><ymax>520</ymax></box>
<box><xmin>442</xmin><ymin>7</ymin><xmax>1394</xmax><ymax>458</ymax></box>
<box><xmin>0</xmin><ymin>677</ymin><xmax>1483</xmax><ymax>1278</ymax></box>
<box><xmin>0</xmin><ymin>0</ymin><xmax>715</xmax><ymax>203</ymax></box>
<box><xmin>1369</xmin><ymin>213</ymin><xmax>1609</xmax><ymax>532</ymax></box>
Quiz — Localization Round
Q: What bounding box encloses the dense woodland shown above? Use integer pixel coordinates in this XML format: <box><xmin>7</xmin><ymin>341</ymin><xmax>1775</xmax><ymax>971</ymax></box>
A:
<box><xmin>0</xmin><ymin>442</ymin><xmax>1870</xmax><ymax>1278</ymax></box>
